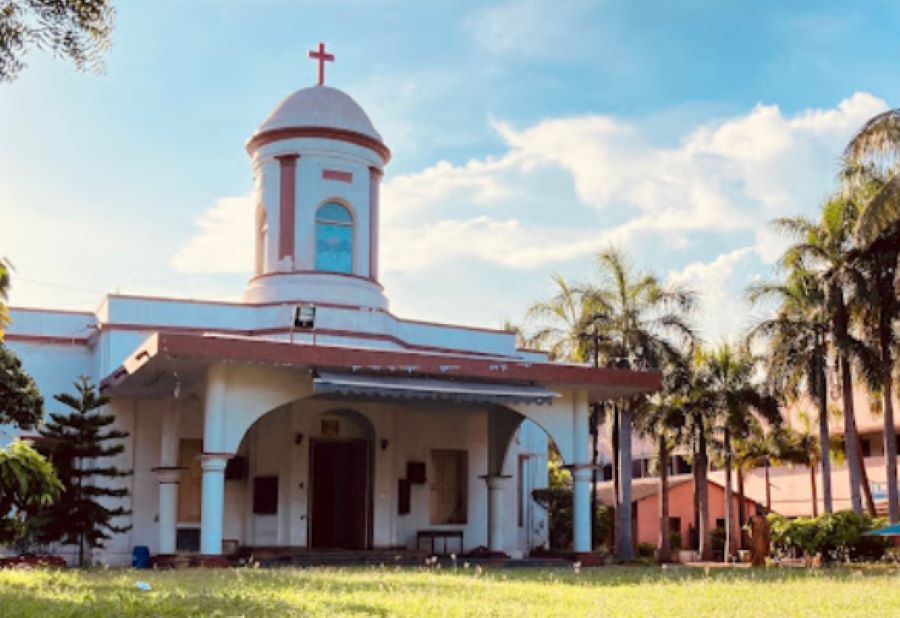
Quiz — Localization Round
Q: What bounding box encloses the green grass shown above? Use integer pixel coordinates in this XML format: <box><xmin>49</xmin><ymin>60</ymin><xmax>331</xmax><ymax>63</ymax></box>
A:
<box><xmin>1</xmin><ymin>565</ymin><xmax>898</xmax><ymax>617</ymax></box>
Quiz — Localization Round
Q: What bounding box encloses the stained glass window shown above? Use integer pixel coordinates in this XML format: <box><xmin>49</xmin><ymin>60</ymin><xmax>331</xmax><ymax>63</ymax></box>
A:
<box><xmin>315</xmin><ymin>202</ymin><xmax>353</xmax><ymax>273</ymax></box>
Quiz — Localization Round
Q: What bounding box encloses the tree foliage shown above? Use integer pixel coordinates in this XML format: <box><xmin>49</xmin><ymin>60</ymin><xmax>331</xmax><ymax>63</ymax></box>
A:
<box><xmin>0</xmin><ymin>440</ymin><xmax>61</xmax><ymax>546</ymax></box>
<box><xmin>32</xmin><ymin>376</ymin><xmax>131</xmax><ymax>565</ymax></box>
<box><xmin>768</xmin><ymin>510</ymin><xmax>888</xmax><ymax>562</ymax></box>
<box><xmin>843</xmin><ymin>108</ymin><xmax>900</xmax><ymax>245</ymax></box>
<box><xmin>0</xmin><ymin>256</ymin><xmax>11</xmax><ymax>336</ymax></box>
<box><xmin>0</xmin><ymin>340</ymin><xmax>44</xmax><ymax>429</ymax></box>
<box><xmin>0</xmin><ymin>0</ymin><xmax>114</xmax><ymax>83</ymax></box>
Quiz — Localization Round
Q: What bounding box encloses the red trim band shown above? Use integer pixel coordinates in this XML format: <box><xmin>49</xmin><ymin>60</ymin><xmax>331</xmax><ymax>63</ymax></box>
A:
<box><xmin>247</xmin><ymin>127</ymin><xmax>391</xmax><ymax>164</ymax></box>
<box><xmin>4</xmin><ymin>334</ymin><xmax>90</xmax><ymax>346</ymax></box>
<box><xmin>131</xmin><ymin>333</ymin><xmax>661</xmax><ymax>394</ymax></box>
<box><xmin>247</xmin><ymin>269</ymin><xmax>386</xmax><ymax>291</ymax></box>
<box><xmin>322</xmin><ymin>169</ymin><xmax>353</xmax><ymax>183</ymax></box>
<box><xmin>94</xmin><ymin>322</ymin><xmax>524</xmax><ymax>359</ymax></box>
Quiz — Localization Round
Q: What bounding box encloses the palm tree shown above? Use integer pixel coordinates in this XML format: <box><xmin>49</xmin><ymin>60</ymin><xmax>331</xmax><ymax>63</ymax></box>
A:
<box><xmin>525</xmin><ymin>274</ymin><xmax>607</xmax><ymax>543</ymax></box>
<box><xmin>747</xmin><ymin>265</ymin><xmax>834</xmax><ymax>513</ymax></box>
<box><xmin>635</xmin><ymin>358</ymin><xmax>691</xmax><ymax>562</ymax></box>
<box><xmin>525</xmin><ymin>273</ymin><xmax>592</xmax><ymax>362</ymax></box>
<box><xmin>699</xmin><ymin>344</ymin><xmax>780</xmax><ymax>562</ymax></box>
<box><xmin>777</xmin><ymin>426</ymin><xmax>824</xmax><ymax>517</ymax></box>
<box><xmin>843</xmin><ymin>108</ymin><xmax>900</xmax><ymax>245</ymax></box>
<box><xmin>851</xmin><ymin>221</ymin><xmax>900</xmax><ymax>522</ymax></box>
<box><xmin>579</xmin><ymin>248</ymin><xmax>697</xmax><ymax>562</ymax></box>
<box><xmin>775</xmin><ymin>198</ymin><xmax>874</xmax><ymax>515</ymax></box>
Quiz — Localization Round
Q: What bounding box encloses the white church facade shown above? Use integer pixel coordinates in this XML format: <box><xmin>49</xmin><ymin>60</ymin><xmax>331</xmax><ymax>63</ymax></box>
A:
<box><xmin>5</xmin><ymin>50</ymin><xmax>659</xmax><ymax>565</ymax></box>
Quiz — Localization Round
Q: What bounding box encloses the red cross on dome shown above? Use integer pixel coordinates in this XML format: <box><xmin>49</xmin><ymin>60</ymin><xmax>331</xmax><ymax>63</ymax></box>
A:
<box><xmin>308</xmin><ymin>42</ymin><xmax>335</xmax><ymax>86</ymax></box>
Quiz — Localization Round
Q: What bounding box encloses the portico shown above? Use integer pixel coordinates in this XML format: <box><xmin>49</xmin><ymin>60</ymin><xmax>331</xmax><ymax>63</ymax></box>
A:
<box><xmin>103</xmin><ymin>331</ymin><xmax>656</xmax><ymax>559</ymax></box>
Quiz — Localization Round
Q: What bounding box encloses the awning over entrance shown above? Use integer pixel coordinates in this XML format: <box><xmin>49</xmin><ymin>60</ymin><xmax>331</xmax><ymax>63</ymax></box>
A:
<box><xmin>100</xmin><ymin>332</ymin><xmax>661</xmax><ymax>401</ymax></box>
<box><xmin>313</xmin><ymin>371</ymin><xmax>560</xmax><ymax>405</ymax></box>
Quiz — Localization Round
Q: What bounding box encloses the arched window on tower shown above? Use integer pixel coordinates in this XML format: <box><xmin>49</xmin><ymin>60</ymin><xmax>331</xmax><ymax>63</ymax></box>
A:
<box><xmin>315</xmin><ymin>202</ymin><xmax>354</xmax><ymax>274</ymax></box>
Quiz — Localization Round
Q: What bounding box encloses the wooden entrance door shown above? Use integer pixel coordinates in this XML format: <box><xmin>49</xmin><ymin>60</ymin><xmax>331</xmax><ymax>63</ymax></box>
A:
<box><xmin>309</xmin><ymin>440</ymin><xmax>370</xmax><ymax>549</ymax></box>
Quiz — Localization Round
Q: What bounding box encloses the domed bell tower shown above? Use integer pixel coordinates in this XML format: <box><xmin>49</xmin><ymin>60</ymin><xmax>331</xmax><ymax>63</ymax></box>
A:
<box><xmin>243</xmin><ymin>43</ymin><xmax>390</xmax><ymax>310</ymax></box>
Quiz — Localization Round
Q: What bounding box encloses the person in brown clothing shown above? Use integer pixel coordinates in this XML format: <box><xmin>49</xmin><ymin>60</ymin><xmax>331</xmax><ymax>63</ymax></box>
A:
<box><xmin>748</xmin><ymin>507</ymin><xmax>771</xmax><ymax>567</ymax></box>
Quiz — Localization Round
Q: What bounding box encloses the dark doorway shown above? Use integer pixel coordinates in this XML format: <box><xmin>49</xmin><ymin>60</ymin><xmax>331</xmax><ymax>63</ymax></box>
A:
<box><xmin>310</xmin><ymin>439</ymin><xmax>370</xmax><ymax>549</ymax></box>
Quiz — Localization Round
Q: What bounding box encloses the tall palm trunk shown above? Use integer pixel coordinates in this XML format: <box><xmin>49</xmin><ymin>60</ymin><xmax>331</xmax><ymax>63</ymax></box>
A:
<box><xmin>737</xmin><ymin>466</ymin><xmax>746</xmax><ymax>550</ymax></box>
<box><xmin>810</xmin><ymin>459</ymin><xmax>818</xmax><ymax>517</ymax></box>
<box><xmin>612</xmin><ymin>402</ymin><xmax>620</xmax><ymax>553</ymax></box>
<box><xmin>881</xmin><ymin>334</ymin><xmax>899</xmax><ymax>522</ymax></box>
<box><xmin>816</xmin><ymin>333</ymin><xmax>833</xmax><ymax>513</ymax></box>
<box><xmin>696</xmin><ymin>423</ymin><xmax>712</xmax><ymax>561</ymax></box>
<box><xmin>692</xmin><ymin>440</ymin><xmax>700</xmax><ymax>549</ymax></box>
<box><xmin>858</xmin><ymin>431</ymin><xmax>877</xmax><ymax>515</ymax></box>
<box><xmin>764</xmin><ymin>458</ymin><xmax>771</xmax><ymax>511</ymax></box>
<box><xmin>616</xmin><ymin>403</ymin><xmax>634</xmax><ymax>561</ymax></box>
<box><xmin>835</xmin><ymin>290</ymin><xmax>865</xmax><ymax>515</ymax></box>
<box><xmin>723</xmin><ymin>427</ymin><xmax>735</xmax><ymax>562</ymax></box>
<box><xmin>590</xmin><ymin>404</ymin><xmax>599</xmax><ymax>547</ymax></box>
<box><xmin>657</xmin><ymin>434</ymin><xmax>671</xmax><ymax>562</ymax></box>
<box><xmin>885</xmin><ymin>378</ymin><xmax>898</xmax><ymax>523</ymax></box>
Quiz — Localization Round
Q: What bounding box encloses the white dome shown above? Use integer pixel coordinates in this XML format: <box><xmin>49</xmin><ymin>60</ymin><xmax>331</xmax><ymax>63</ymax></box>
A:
<box><xmin>253</xmin><ymin>85</ymin><xmax>382</xmax><ymax>142</ymax></box>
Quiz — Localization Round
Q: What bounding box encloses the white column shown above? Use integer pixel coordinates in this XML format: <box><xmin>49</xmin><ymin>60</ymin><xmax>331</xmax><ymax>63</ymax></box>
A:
<box><xmin>571</xmin><ymin>390</ymin><xmax>592</xmax><ymax>553</ymax></box>
<box><xmin>156</xmin><ymin>469</ymin><xmax>181</xmax><ymax>554</ymax></box>
<box><xmin>155</xmin><ymin>401</ymin><xmax>181</xmax><ymax>555</ymax></box>
<box><xmin>200</xmin><ymin>454</ymin><xmax>229</xmax><ymax>555</ymax></box>
<box><xmin>485</xmin><ymin>475</ymin><xmax>508</xmax><ymax>553</ymax></box>
<box><xmin>203</xmin><ymin>364</ymin><xmax>228</xmax><ymax>452</ymax></box>
<box><xmin>200</xmin><ymin>364</ymin><xmax>229</xmax><ymax>555</ymax></box>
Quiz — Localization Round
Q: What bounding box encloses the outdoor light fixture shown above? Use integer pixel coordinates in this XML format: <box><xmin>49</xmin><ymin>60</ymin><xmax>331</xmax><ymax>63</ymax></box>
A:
<box><xmin>294</xmin><ymin>305</ymin><xmax>316</xmax><ymax>329</ymax></box>
<box><xmin>380</xmin><ymin>439</ymin><xmax>389</xmax><ymax>450</ymax></box>
<box><xmin>294</xmin><ymin>432</ymin><xmax>304</xmax><ymax>445</ymax></box>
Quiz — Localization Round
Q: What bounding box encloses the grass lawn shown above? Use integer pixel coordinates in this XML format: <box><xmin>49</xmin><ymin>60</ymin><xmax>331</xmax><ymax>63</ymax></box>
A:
<box><xmin>0</xmin><ymin>565</ymin><xmax>898</xmax><ymax>617</ymax></box>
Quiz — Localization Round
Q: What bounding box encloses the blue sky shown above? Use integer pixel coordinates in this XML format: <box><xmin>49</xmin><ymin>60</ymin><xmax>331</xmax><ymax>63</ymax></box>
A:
<box><xmin>2</xmin><ymin>1</ymin><xmax>898</xmax><ymax>340</ymax></box>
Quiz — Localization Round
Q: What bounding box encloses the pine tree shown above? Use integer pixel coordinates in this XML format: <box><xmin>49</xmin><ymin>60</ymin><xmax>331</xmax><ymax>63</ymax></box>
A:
<box><xmin>36</xmin><ymin>376</ymin><xmax>132</xmax><ymax>566</ymax></box>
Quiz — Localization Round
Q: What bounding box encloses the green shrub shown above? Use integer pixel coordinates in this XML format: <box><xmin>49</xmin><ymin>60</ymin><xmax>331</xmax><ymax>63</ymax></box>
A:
<box><xmin>637</xmin><ymin>542</ymin><xmax>656</xmax><ymax>558</ymax></box>
<box><xmin>531</xmin><ymin>489</ymin><xmax>615</xmax><ymax>551</ymax></box>
<box><xmin>532</xmin><ymin>487</ymin><xmax>571</xmax><ymax>550</ymax></box>
<box><xmin>768</xmin><ymin>511</ymin><xmax>889</xmax><ymax>562</ymax></box>
<box><xmin>670</xmin><ymin>530</ymin><xmax>682</xmax><ymax>551</ymax></box>
<box><xmin>595</xmin><ymin>504</ymin><xmax>614</xmax><ymax>548</ymax></box>
<box><xmin>711</xmin><ymin>526</ymin><xmax>726</xmax><ymax>552</ymax></box>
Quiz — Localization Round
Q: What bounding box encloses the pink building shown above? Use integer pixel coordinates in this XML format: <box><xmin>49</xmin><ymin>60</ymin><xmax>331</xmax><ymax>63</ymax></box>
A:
<box><xmin>597</xmin><ymin>475</ymin><xmax>762</xmax><ymax>552</ymax></box>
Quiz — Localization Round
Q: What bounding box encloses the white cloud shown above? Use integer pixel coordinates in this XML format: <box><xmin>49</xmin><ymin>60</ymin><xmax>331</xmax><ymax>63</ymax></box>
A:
<box><xmin>169</xmin><ymin>194</ymin><xmax>254</xmax><ymax>274</ymax></box>
<box><xmin>666</xmin><ymin>247</ymin><xmax>757</xmax><ymax>343</ymax></box>
<box><xmin>380</xmin><ymin>91</ymin><xmax>885</xmax><ymax>276</ymax></box>
<box><xmin>467</xmin><ymin>0</ymin><xmax>597</xmax><ymax>60</ymax></box>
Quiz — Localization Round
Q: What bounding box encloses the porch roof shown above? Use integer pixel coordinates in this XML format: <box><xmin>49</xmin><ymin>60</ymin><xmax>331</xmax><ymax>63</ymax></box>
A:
<box><xmin>312</xmin><ymin>370</ymin><xmax>560</xmax><ymax>405</ymax></box>
<box><xmin>100</xmin><ymin>332</ymin><xmax>661</xmax><ymax>401</ymax></box>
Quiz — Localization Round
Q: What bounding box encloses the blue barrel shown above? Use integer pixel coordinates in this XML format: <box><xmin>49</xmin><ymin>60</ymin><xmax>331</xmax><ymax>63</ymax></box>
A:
<box><xmin>132</xmin><ymin>545</ymin><xmax>151</xmax><ymax>569</ymax></box>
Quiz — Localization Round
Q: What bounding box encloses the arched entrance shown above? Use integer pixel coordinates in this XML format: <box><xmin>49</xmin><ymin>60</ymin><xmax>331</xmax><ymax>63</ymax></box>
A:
<box><xmin>308</xmin><ymin>409</ymin><xmax>375</xmax><ymax>550</ymax></box>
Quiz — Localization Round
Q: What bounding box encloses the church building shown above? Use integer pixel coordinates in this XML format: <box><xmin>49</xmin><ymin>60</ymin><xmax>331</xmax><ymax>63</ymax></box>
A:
<box><xmin>5</xmin><ymin>46</ymin><xmax>659</xmax><ymax>565</ymax></box>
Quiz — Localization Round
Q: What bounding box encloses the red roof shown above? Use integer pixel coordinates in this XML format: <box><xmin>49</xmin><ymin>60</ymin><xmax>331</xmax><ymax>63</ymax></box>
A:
<box><xmin>102</xmin><ymin>332</ymin><xmax>661</xmax><ymax>401</ymax></box>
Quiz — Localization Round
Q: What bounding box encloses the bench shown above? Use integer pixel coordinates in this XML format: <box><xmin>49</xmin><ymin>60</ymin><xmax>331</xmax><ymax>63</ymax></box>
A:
<box><xmin>416</xmin><ymin>529</ymin><xmax>464</xmax><ymax>556</ymax></box>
